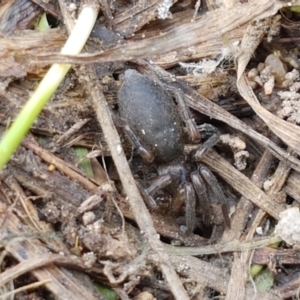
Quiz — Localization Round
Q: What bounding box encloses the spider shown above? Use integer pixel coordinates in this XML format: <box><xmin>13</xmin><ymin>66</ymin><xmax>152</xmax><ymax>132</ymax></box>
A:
<box><xmin>117</xmin><ymin>69</ymin><xmax>230</xmax><ymax>234</ymax></box>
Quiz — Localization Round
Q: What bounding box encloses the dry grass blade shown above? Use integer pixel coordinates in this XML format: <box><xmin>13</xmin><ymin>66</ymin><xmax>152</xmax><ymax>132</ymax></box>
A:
<box><xmin>0</xmin><ymin>0</ymin><xmax>41</xmax><ymax>35</ymax></box>
<box><xmin>0</xmin><ymin>29</ymin><xmax>64</xmax><ymax>78</ymax></box>
<box><xmin>0</xmin><ymin>280</ymin><xmax>52</xmax><ymax>300</ymax></box>
<box><xmin>284</xmin><ymin>170</ymin><xmax>300</xmax><ymax>202</ymax></box>
<box><xmin>0</xmin><ymin>254</ymin><xmax>83</xmax><ymax>286</ymax></box>
<box><xmin>112</xmin><ymin>0</ymin><xmax>177</xmax><ymax>36</ymax></box>
<box><xmin>253</xmin><ymin>247</ymin><xmax>300</xmax><ymax>265</ymax></box>
<box><xmin>28</xmin><ymin>0</ymin><xmax>295</xmax><ymax>65</ymax></box>
<box><xmin>165</xmin><ymin>235</ymin><xmax>281</xmax><ymax>256</ymax></box>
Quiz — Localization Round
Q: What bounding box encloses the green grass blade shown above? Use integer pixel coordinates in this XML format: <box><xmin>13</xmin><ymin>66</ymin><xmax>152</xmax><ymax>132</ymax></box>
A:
<box><xmin>0</xmin><ymin>7</ymin><xmax>98</xmax><ymax>169</ymax></box>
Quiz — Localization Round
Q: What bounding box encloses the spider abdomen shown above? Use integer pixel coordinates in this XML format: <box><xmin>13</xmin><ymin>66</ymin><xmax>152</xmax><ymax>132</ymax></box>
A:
<box><xmin>118</xmin><ymin>69</ymin><xmax>184</xmax><ymax>163</ymax></box>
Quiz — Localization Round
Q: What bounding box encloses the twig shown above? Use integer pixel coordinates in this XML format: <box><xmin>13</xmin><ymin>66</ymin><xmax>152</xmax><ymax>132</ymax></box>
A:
<box><xmin>164</xmin><ymin>235</ymin><xmax>281</xmax><ymax>256</ymax></box>
<box><xmin>0</xmin><ymin>279</ymin><xmax>52</xmax><ymax>299</ymax></box>
<box><xmin>22</xmin><ymin>138</ymin><xmax>98</xmax><ymax>193</ymax></box>
<box><xmin>84</xmin><ymin>68</ymin><xmax>189</xmax><ymax>300</ymax></box>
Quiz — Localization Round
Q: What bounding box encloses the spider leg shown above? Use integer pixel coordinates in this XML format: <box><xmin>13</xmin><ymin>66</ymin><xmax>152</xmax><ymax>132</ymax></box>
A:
<box><xmin>134</xmin><ymin>173</ymin><xmax>173</xmax><ymax>211</ymax></box>
<box><xmin>136</xmin><ymin>181</ymin><xmax>157</xmax><ymax>210</ymax></box>
<box><xmin>146</xmin><ymin>174</ymin><xmax>172</xmax><ymax>196</ymax></box>
<box><xmin>124</xmin><ymin>125</ymin><xmax>154</xmax><ymax>163</ymax></box>
<box><xmin>194</xmin><ymin>124</ymin><xmax>220</xmax><ymax>158</ymax></box>
<box><xmin>199</xmin><ymin>165</ymin><xmax>231</xmax><ymax>228</ymax></box>
<box><xmin>182</xmin><ymin>182</ymin><xmax>196</xmax><ymax>235</ymax></box>
<box><xmin>113</xmin><ymin>113</ymin><xmax>154</xmax><ymax>163</ymax></box>
<box><xmin>136</xmin><ymin>172</ymin><xmax>174</xmax><ymax>210</ymax></box>
<box><xmin>171</xmin><ymin>90</ymin><xmax>201</xmax><ymax>143</ymax></box>
<box><xmin>190</xmin><ymin>170</ymin><xmax>211</xmax><ymax>225</ymax></box>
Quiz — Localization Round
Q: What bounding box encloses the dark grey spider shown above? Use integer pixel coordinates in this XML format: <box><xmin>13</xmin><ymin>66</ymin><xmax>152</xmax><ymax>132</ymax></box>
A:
<box><xmin>117</xmin><ymin>69</ymin><xmax>230</xmax><ymax>234</ymax></box>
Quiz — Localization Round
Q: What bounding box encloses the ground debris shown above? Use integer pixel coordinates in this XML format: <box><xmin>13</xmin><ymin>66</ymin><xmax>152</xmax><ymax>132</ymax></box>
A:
<box><xmin>1</xmin><ymin>0</ymin><xmax>300</xmax><ymax>299</ymax></box>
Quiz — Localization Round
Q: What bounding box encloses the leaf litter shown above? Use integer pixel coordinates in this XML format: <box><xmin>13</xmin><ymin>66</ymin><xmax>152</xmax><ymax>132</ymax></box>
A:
<box><xmin>1</xmin><ymin>0</ymin><xmax>300</xmax><ymax>299</ymax></box>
